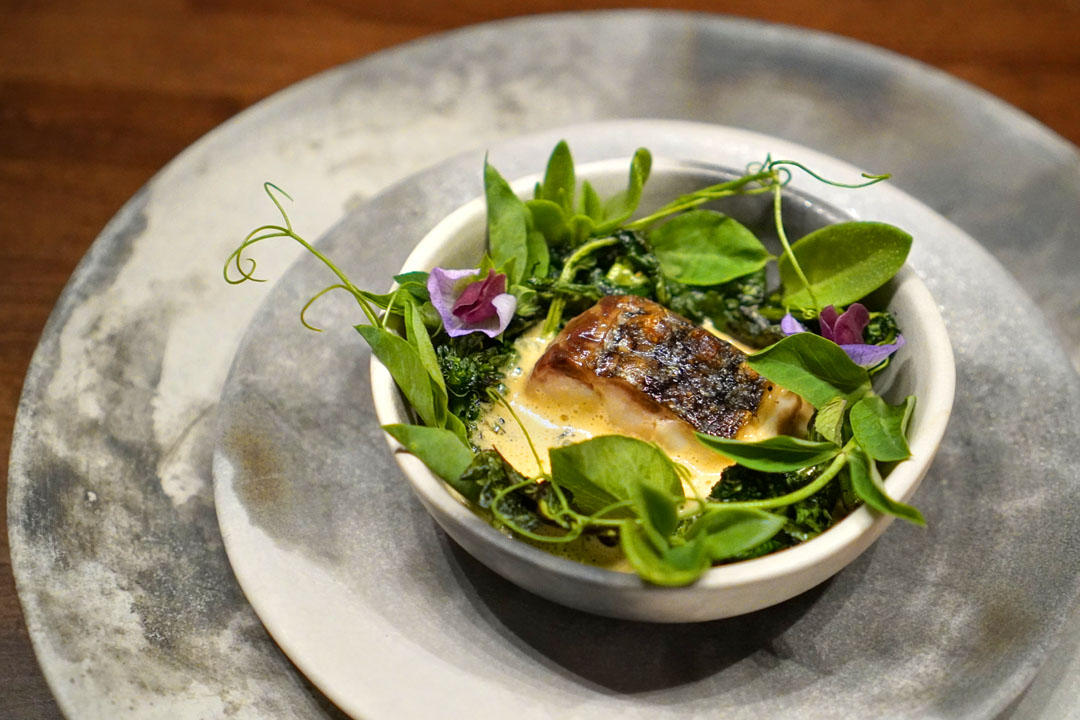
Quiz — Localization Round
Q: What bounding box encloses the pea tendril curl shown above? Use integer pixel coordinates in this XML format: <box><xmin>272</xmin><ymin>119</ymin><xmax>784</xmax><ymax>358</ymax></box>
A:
<box><xmin>224</xmin><ymin>182</ymin><xmax>380</xmax><ymax>328</ymax></box>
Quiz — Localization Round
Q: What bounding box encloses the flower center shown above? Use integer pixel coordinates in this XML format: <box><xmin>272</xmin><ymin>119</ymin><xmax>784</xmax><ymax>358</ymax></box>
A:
<box><xmin>452</xmin><ymin>269</ymin><xmax>506</xmax><ymax>323</ymax></box>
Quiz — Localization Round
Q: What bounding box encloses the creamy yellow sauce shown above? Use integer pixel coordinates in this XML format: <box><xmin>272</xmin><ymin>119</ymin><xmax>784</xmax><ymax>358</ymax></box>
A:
<box><xmin>474</xmin><ymin>325</ymin><xmax>811</xmax><ymax>500</ymax></box>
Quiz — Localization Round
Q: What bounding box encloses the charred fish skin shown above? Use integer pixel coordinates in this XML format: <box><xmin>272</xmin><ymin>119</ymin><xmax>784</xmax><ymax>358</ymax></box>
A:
<box><xmin>532</xmin><ymin>295</ymin><xmax>768</xmax><ymax>438</ymax></box>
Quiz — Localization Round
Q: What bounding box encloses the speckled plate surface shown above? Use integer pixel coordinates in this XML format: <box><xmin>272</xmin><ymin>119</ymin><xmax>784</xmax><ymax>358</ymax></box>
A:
<box><xmin>9</xmin><ymin>11</ymin><xmax>1080</xmax><ymax>720</ymax></box>
<box><xmin>213</xmin><ymin>121</ymin><xmax>1078</xmax><ymax>719</ymax></box>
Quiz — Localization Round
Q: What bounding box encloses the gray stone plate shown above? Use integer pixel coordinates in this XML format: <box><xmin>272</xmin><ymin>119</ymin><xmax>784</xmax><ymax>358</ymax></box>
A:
<box><xmin>9</xmin><ymin>11</ymin><xmax>1080</xmax><ymax>719</ymax></box>
<box><xmin>213</xmin><ymin>121</ymin><xmax>1080</xmax><ymax>720</ymax></box>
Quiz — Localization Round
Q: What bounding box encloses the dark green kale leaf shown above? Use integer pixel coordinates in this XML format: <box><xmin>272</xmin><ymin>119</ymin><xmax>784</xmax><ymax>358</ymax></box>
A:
<box><xmin>550</xmin><ymin>230</ymin><xmax>665</xmax><ymax>292</ymax></box>
<box><xmin>459</xmin><ymin>450</ymin><xmax>549</xmax><ymax>532</ymax></box>
<box><xmin>861</xmin><ymin>311</ymin><xmax>902</xmax><ymax>375</ymax></box>
<box><xmin>435</xmin><ymin>335</ymin><xmax>516</xmax><ymax>423</ymax></box>
<box><xmin>668</xmin><ymin>268</ymin><xmax>785</xmax><ymax>348</ymax></box>
<box><xmin>580</xmin><ymin>229</ymin><xmax>670</xmax><ymax>303</ymax></box>
<box><xmin>527</xmin><ymin>277</ymin><xmax>606</xmax><ymax>303</ymax></box>
<box><xmin>863</xmin><ymin>311</ymin><xmax>900</xmax><ymax>344</ymax></box>
<box><xmin>708</xmin><ymin>463</ymin><xmax>845</xmax><ymax>553</ymax></box>
<box><xmin>527</xmin><ymin>231</ymin><xmax>664</xmax><ymax>329</ymax></box>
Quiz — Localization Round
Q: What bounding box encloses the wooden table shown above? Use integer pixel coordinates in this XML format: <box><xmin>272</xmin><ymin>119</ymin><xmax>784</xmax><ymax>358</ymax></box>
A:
<box><xmin>2</xmin><ymin>2</ymin><xmax>1077</xmax><ymax>717</ymax></box>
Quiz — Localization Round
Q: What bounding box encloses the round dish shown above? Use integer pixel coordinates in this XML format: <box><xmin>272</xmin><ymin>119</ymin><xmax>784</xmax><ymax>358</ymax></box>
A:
<box><xmin>211</xmin><ymin>119</ymin><xmax>1077</xmax><ymax>719</ymax></box>
<box><xmin>371</xmin><ymin>157</ymin><xmax>955</xmax><ymax>622</ymax></box>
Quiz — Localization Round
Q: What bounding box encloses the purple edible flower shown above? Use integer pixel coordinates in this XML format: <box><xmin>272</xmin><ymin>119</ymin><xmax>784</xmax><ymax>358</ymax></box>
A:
<box><xmin>780</xmin><ymin>313</ymin><xmax>807</xmax><ymax>335</ymax></box>
<box><xmin>841</xmin><ymin>337</ymin><xmax>906</xmax><ymax>367</ymax></box>
<box><xmin>452</xmin><ymin>269</ymin><xmax>505</xmax><ymax>323</ymax></box>
<box><xmin>427</xmin><ymin>267</ymin><xmax>516</xmax><ymax>338</ymax></box>
<box><xmin>819</xmin><ymin>304</ymin><xmax>869</xmax><ymax>345</ymax></box>
<box><xmin>781</xmin><ymin>302</ymin><xmax>905</xmax><ymax>367</ymax></box>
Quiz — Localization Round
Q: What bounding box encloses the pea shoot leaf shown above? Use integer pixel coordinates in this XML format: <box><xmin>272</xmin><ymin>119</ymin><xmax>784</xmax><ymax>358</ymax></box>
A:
<box><xmin>357</xmin><ymin>324</ymin><xmax>438</xmax><ymax>428</ymax></box>
<box><xmin>851</xmin><ymin>395</ymin><xmax>915</xmax><ymax>462</ymax></box>
<box><xmin>549</xmin><ymin>435</ymin><xmax>683</xmax><ymax>516</ymax></box>
<box><xmin>847</xmin><ymin>446</ymin><xmax>925</xmax><ymax>525</ymax></box>
<box><xmin>620</xmin><ymin>522</ymin><xmax>709</xmax><ymax>586</ymax></box>
<box><xmin>539</xmin><ymin>140</ymin><xmax>575</xmax><ymax>214</ymax></box>
<box><xmin>581</xmin><ymin>180</ymin><xmax>603</xmax><ymax>221</ymax></box>
<box><xmin>748</xmin><ymin>333</ymin><xmax>871</xmax><ymax>408</ymax></box>
<box><xmin>695</xmin><ymin>434</ymin><xmax>840</xmax><ymax>472</ymax></box>
<box><xmin>526</xmin><ymin>198</ymin><xmax>569</xmax><ymax>248</ymax></box>
<box><xmin>779</xmin><ymin>221</ymin><xmax>911</xmax><ymax>310</ymax></box>
<box><xmin>382</xmin><ymin>424</ymin><xmax>472</xmax><ymax>486</ymax></box>
<box><xmin>568</xmin><ymin>214</ymin><xmax>595</xmax><ymax>246</ymax></box>
<box><xmin>632</xmin><ymin>481</ymin><xmax>680</xmax><ymax>543</ymax></box>
<box><xmin>392</xmin><ymin>271</ymin><xmax>431</xmax><ymax>299</ymax></box>
<box><xmin>814</xmin><ymin>396</ymin><xmax>847</xmax><ymax>445</ymax></box>
<box><xmin>621</xmin><ymin>504</ymin><xmax>787</xmax><ymax>586</ymax></box>
<box><xmin>402</xmin><ymin>301</ymin><xmax>453</xmax><ymax>428</ymax></box>
<box><xmin>687</xmin><ymin>507</ymin><xmax>788</xmax><ymax>561</ymax></box>
<box><xmin>524</xmin><ymin>229</ymin><xmax>550</xmax><ymax>279</ymax></box>
<box><xmin>649</xmin><ymin>210</ymin><xmax>771</xmax><ymax>285</ymax></box>
<box><xmin>404</xmin><ymin>301</ymin><xmax>444</xmax><ymax>393</ymax></box>
<box><xmin>595</xmin><ymin>148</ymin><xmax>652</xmax><ymax>233</ymax></box>
<box><xmin>443</xmin><ymin>410</ymin><xmax>469</xmax><ymax>445</ymax></box>
<box><xmin>484</xmin><ymin>159</ymin><xmax>530</xmax><ymax>285</ymax></box>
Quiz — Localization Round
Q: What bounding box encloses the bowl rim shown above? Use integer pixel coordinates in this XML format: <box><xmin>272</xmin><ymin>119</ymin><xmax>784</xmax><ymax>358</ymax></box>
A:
<box><xmin>370</xmin><ymin>155</ymin><xmax>956</xmax><ymax>594</ymax></box>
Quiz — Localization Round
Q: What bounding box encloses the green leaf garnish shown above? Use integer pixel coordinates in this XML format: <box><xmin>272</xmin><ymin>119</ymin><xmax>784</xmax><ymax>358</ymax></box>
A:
<box><xmin>580</xmin><ymin>180</ymin><xmax>604</xmax><ymax>222</ymax></box>
<box><xmin>525</xmin><ymin>198</ymin><xmax>570</xmax><ymax>249</ymax></box>
<box><xmin>382</xmin><ymin>424</ymin><xmax>472</xmax><ymax>485</ymax></box>
<box><xmin>538</xmin><ymin>140</ymin><xmax>576</xmax><ymax>215</ymax></box>
<box><xmin>847</xmin><ymin>446</ymin><xmax>925</xmax><ymax>525</ymax></box>
<box><xmin>695</xmin><ymin>434</ymin><xmax>841</xmax><ymax>472</ymax></box>
<box><xmin>648</xmin><ymin>210</ymin><xmax>771</xmax><ymax>285</ymax></box>
<box><xmin>595</xmin><ymin>148</ymin><xmax>652</xmax><ymax>233</ymax></box>
<box><xmin>549</xmin><ymin>435</ymin><xmax>683</xmax><ymax>516</ymax></box>
<box><xmin>814</xmin><ymin>396</ymin><xmax>847</xmax><ymax>445</ymax></box>
<box><xmin>524</xmin><ymin>229</ymin><xmax>550</xmax><ymax>279</ymax></box>
<box><xmin>850</xmin><ymin>395</ymin><xmax>916</xmax><ymax>462</ymax></box>
<box><xmin>620</xmin><ymin>523</ymin><xmax>709</xmax><ymax>586</ymax></box>
<box><xmin>403</xmin><ymin>300</ymin><xmax>444</xmax><ymax>394</ymax></box>
<box><xmin>632</xmin><ymin>481</ymin><xmax>681</xmax><ymax>548</ymax></box>
<box><xmin>686</xmin><ymin>507</ymin><xmax>788</xmax><ymax>562</ymax></box>
<box><xmin>356</xmin><ymin>324</ymin><xmax>439</xmax><ymax>429</ymax></box>
<box><xmin>748</xmin><ymin>333</ymin><xmax>871</xmax><ymax>409</ymax></box>
<box><xmin>484</xmin><ymin>158</ymin><xmax>531</xmax><ymax>285</ymax></box>
<box><xmin>779</xmin><ymin>221</ymin><xmax>912</xmax><ymax>310</ymax></box>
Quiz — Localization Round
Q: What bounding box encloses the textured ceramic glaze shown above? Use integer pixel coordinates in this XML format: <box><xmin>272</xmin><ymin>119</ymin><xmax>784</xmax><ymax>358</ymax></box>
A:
<box><xmin>370</xmin><ymin>157</ymin><xmax>955</xmax><ymax>622</ymax></box>
<box><xmin>8</xmin><ymin>11</ymin><xmax>1080</xmax><ymax>720</ymax></box>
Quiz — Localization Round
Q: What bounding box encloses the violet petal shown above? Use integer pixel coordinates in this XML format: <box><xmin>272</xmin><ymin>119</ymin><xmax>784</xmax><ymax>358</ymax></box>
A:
<box><xmin>818</xmin><ymin>305</ymin><xmax>840</xmax><ymax>342</ymax></box>
<box><xmin>442</xmin><ymin>292</ymin><xmax>516</xmax><ymax>338</ymax></box>
<box><xmin>841</xmin><ymin>334</ymin><xmax>906</xmax><ymax>367</ymax></box>
<box><xmin>486</xmin><ymin>293</ymin><xmax>517</xmax><ymax>337</ymax></box>
<box><xmin>428</xmin><ymin>267</ymin><xmax>481</xmax><ymax>331</ymax></box>
<box><xmin>453</xmin><ymin>269</ymin><xmax>506</xmax><ymax>323</ymax></box>
<box><xmin>833</xmin><ymin>303</ymin><xmax>871</xmax><ymax>345</ymax></box>
<box><xmin>428</xmin><ymin>267</ymin><xmax>480</xmax><ymax>312</ymax></box>
<box><xmin>455</xmin><ymin>302</ymin><xmax>498</xmax><ymax>323</ymax></box>
<box><xmin>428</xmin><ymin>266</ymin><xmax>516</xmax><ymax>338</ymax></box>
<box><xmin>781</xmin><ymin>313</ymin><xmax>806</xmax><ymax>335</ymax></box>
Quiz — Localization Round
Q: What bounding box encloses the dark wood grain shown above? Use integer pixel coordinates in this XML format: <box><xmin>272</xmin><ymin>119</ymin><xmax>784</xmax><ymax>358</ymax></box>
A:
<box><xmin>2</xmin><ymin>2</ymin><xmax>1077</xmax><ymax>717</ymax></box>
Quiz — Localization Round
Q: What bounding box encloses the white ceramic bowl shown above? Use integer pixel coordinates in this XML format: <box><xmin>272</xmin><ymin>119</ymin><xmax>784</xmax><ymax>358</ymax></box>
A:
<box><xmin>371</xmin><ymin>158</ymin><xmax>955</xmax><ymax>623</ymax></box>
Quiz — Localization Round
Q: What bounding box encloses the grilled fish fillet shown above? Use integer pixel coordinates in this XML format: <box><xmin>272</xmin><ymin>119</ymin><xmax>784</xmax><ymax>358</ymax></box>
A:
<box><xmin>530</xmin><ymin>295</ymin><xmax>805</xmax><ymax>448</ymax></box>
